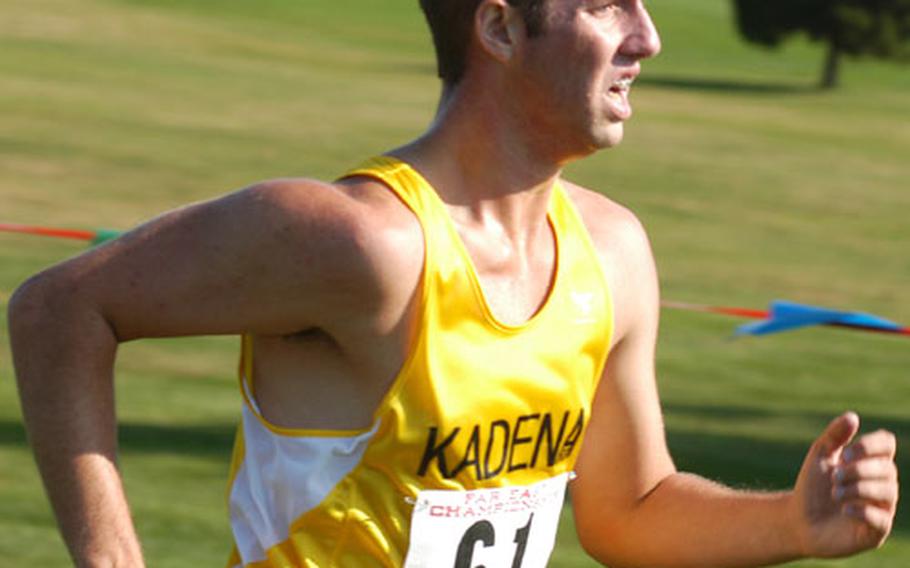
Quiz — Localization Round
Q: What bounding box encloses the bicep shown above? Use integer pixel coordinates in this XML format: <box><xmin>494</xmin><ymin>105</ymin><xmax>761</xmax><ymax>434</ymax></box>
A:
<box><xmin>570</xmin><ymin>213</ymin><xmax>675</xmax><ymax>533</ymax></box>
<box><xmin>34</xmin><ymin>181</ymin><xmax>375</xmax><ymax>341</ymax></box>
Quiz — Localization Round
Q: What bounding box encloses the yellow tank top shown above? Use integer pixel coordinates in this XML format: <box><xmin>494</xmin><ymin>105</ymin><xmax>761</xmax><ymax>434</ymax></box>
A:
<box><xmin>225</xmin><ymin>157</ymin><xmax>613</xmax><ymax>567</ymax></box>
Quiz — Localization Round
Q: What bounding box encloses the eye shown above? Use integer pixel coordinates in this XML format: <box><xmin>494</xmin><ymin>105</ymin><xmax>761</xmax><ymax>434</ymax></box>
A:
<box><xmin>589</xmin><ymin>1</ymin><xmax>620</xmax><ymax>16</ymax></box>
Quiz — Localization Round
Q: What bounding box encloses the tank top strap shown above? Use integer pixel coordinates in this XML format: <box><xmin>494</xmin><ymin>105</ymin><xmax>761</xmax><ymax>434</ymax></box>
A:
<box><xmin>339</xmin><ymin>156</ymin><xmax>440</xmax><ymax>217</ymax></box>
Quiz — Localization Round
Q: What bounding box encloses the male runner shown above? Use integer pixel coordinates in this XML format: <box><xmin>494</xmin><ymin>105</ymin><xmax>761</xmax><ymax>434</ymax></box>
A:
<box><xmin>9</xmin><ymin>0</ymin><xmax>898</xmax><ymax>566</ymax></box>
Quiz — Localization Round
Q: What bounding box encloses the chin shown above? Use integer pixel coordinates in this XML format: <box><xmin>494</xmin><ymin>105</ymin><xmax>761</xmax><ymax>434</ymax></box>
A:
<box><xmin>591</xmin><ymin>123</ymin><xmax>625</xmax><ymax>149</ymax></box>
<box><xmin>554</xmin><ymin>122</ymin><xmax>625</xmax><ymax>162</ymax></box>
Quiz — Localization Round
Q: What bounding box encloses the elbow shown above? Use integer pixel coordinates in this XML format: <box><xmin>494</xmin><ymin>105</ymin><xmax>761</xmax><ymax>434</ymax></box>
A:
<box><xmin>575</xmin><ymin>512</ymin><xmax>632</xmax><ymax>568</ymax></box>
<box><xmin>8</xmin><ymin>270</ymin><xmax>118</xmax><ymax>394</ymax></box>
<box><xmin>7</xmin><ymin>272</ymin><xmax>53</xmax><ymax>338</ymax></box>
<box><xmin>8</xmin><ymin>268</ymin><xmax>112</xmax><ymax>346</ymax></box>
<box><xmin>7</xmin><ymin>270</ymin><xmax>78</xmax><ymax>356</ymax></box>
<box><xmin>576</xmin><ymin>501</ymin><xmax>669</xmax><ymax>568</ymax></box>
<box><xmin>577</xmin><ymin>537</ymin><xmax>640</xmax><ymax>568</ymax></box>
<box><xmin>574</xmin><ymin>473</ymin><xmax>683</xmax><ymax>568</ymax></box>
<box><xmin>7</xmin><ymin>274</ymin><xmax>57</xmax><ymax>391</ymax></box>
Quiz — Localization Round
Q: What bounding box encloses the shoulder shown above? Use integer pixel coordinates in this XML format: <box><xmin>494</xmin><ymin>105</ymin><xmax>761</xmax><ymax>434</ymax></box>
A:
<box><xmin>560</xmin><ymin>180</ymin><xmax>659</xmax><ymax>345</ymax></box>
<box><xmin>238</xmin><ymin>175</ymin><xmax>421</xmax><ymax>254</ymax></box>
<box><xmin>239</xmin><ymin>176</ymin><xmax>424</xmax><ymax>328</ymax></box>
<box><xmin>560</xmin><ymin>180</ymin><xmax>653</xmax><ymax>273</ymax></box>
<box><xmin>12</xmin><ymin>175</ymin><xmax>423</xmax><ymax>341</ymax></box>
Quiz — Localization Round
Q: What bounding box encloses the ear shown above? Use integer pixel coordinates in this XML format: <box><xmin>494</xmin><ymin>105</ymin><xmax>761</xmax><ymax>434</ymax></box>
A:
<box><xmin>475</xmin><ymin>0</ymin><xmax>525</xmax><ymax>64</ymax></box>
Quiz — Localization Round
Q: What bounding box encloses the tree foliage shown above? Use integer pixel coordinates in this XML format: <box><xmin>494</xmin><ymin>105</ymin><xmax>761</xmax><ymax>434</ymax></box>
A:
<box><xmin>733</xmin><ymin>0</ymin><xmax>910</xmax><ymax>88</ymax></box>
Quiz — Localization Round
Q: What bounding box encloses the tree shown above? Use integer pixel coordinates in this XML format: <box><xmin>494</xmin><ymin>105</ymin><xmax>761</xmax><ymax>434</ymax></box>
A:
<box><xmin>732</xmin><ymin>0</ymin><xmax>910</xmax><ymax>89</ymax></box>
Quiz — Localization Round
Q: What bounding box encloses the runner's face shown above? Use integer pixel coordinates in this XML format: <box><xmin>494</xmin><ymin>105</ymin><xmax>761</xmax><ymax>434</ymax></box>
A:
<box><xmin>515</xmin><ymin>0</ymin><xmax>661</xmax><ymax>155</ymax></box>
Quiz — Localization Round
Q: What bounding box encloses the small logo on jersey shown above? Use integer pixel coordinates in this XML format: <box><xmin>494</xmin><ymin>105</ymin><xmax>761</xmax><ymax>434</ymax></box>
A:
<box><xmin>570</xmin><ymin>291</ymin><xmax>597</xmax><ymax>324</ymax></box>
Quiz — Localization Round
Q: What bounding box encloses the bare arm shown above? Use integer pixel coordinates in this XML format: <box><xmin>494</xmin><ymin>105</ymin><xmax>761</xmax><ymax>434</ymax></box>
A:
<box><xmin>568</xmin><ymin>195</ymin><xmax>898</xmax><ymax>568</ymax></box>
<box><xmin>10</xmin><ymin>284</ymin><xmax>138</xmax><ymax>567</ymax></box>
<box><xmin>7</xmin><ymin>180</ymin><xmax>394</xmax><ymax>566</ymax></box>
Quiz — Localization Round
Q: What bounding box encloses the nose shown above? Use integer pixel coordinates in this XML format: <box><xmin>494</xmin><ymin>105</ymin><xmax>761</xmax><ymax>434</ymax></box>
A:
<box><xmin>622</xmin><ymin>2</ymin><xmax>662</xmax><ymax>59</ymax></box>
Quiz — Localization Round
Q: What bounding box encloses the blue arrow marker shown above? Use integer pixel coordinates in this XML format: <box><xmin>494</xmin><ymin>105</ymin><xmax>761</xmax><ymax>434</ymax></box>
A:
<box><xmin>735</xmin><ymin>300</ymin><xmax>904</xmax><ymax>337</ymax></box>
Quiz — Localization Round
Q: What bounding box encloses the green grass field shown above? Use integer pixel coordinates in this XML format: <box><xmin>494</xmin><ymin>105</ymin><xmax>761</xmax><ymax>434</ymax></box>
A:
<box><xmin>1</xmin><ymin>0</ymin><xmax>908</xmax><ymax>565</ymax></box>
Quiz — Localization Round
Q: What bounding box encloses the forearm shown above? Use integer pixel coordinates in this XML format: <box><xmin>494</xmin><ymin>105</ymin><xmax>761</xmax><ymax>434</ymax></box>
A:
<box><xmin>585</xmin><ymin>472</ymin><xmax>802</xmax><ymax>568</ymax></box>
<box><xmin>9</xmin><ymin>276</ymin><xmax>144</xmax><ymax>567</ymax></box>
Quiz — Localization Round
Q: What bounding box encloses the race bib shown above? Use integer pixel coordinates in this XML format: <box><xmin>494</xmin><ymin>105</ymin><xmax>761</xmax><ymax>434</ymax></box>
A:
<box><xmin>402</xmin><ymin>473</ymin><xmax>569</xmax><ymax>568</ymax></box>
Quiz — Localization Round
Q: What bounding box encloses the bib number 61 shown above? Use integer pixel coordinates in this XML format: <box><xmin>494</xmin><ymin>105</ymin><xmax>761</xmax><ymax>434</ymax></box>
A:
<box><xmin>454</xmin><ymin>513</ymin><xmax>533</xmax><ymax>568</ymax></box>
<box><xmin>402</xmin><ymin>474</ymin><xmax>569</xmax><ymax>568</ymax></box>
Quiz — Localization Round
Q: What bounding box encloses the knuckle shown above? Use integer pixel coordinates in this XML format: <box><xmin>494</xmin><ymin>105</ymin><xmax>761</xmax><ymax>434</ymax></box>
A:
<box><xmin>857</xmin><ymin>481</ymin><xmax>876</xmax><ymax>498</ymax></box>
<box><xmin>856</xmin><ymin>460</ymin><xmax>876</xmax><ymax>476</ymax></box>
<box><xmin>873</xmin><ymin>458</ymin><xmax>895</xmax><ymax>477</ymax></box>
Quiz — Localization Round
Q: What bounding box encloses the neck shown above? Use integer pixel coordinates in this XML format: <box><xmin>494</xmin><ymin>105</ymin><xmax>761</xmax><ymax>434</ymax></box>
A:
<box><xmin>390</xmin><ymin>80</ymin><xmax>573</xmax><ymax>236</ymax></box>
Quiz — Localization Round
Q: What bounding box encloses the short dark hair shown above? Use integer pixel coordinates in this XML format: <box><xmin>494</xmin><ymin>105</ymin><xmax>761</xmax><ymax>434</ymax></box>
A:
<box><xmin>419</xmin><ymin>0</ymin><xmax>547</xmax><ymax>86</ymax></box>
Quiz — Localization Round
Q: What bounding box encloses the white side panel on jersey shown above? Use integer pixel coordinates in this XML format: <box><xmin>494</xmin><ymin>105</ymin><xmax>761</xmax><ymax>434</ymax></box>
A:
<box><xmin>229</xmin><ymin>401</ymin><xmax>379</xmax><ymax>564</ymax></box>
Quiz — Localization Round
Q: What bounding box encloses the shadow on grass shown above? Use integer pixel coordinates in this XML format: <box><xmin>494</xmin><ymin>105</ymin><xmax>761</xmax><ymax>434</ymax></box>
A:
<box><xmin>2</xmin><ymin>405</ymin><xmax>906</xmax><ymax>535</ymax></box>
<box><xmin>119</xmin><ymin>422</ymin><xmax>237</xmax><ymax>458</ymax></box>
<box><xmin>0</xmin><ymin>420</ymin><xmax>27</xmax><ymax>447</ymax></box>
<box><xmin>0</xmin><ymin>420</ymin><xmax>236</xmax><ymax>460</ymax></box>
<box><xmin>640</xmin><ymin>75</ymin><xmax>818</xmax><ymax>95</ymax></box>
<box><xmin>665</xmin><ymin>402</ymin><xmax>909</xmax><ymax>536</ymax></box>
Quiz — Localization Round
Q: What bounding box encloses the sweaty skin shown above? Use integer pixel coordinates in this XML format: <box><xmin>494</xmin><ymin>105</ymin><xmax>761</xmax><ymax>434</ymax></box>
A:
<box><xmin>8</xmin><ymin>1</ymin><xmax>897</xmax><ymax>566</ymax></box>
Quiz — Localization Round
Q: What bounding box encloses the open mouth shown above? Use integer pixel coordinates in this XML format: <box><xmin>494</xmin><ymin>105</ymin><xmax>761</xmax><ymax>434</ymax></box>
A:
<box><xmin>605</xmin><ymin>77</ymin><xmax>634</xmax><ymax>120</ymax></box>
<box><xmin>610</xmin><ymin>77</ymin><xmax>634</xmax><ymax>93</ymax></box>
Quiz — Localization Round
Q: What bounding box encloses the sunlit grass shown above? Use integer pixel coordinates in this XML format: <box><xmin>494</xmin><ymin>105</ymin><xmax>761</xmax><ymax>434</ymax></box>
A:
<box><xmin>1</xmin><ymin>0</ymin><xmax>907</xmax><ymax>565</ymax></box>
